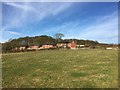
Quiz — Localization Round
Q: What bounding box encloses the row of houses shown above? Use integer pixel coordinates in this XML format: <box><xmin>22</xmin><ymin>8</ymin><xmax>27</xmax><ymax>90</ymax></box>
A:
<box><xmin>12</xmin><ymin>41</ymin><xmax>78</xmax><ymax>51</ymax></box>
<box><xmin>12</xmin><ymin>41</ymin><xmax>119</xmax><ymax>52</ymax></box>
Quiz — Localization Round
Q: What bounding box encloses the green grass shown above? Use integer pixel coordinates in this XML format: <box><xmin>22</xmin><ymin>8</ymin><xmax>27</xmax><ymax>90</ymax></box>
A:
<box><xmin>2</xmin><ymin>49</ymin><xmax>118</xmax><ymax>88</ymax></box>
<box><xmin>71</xmin><ymin>71</ymin><xmax>88</xmax><ymax>77</ymax></box>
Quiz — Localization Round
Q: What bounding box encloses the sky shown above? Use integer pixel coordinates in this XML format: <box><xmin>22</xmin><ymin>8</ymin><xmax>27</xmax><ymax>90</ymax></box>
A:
<box><xmin>1</xmin><ymin>2</ymin><xmax>118</xmax><ymax>44</ymax></box>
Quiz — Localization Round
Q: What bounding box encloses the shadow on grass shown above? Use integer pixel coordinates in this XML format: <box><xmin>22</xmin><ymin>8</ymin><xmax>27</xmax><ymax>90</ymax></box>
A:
<box><xmin>71</xmin><ymin>72</ymin><xmax>88</xmax><ymax>77</ymax></box>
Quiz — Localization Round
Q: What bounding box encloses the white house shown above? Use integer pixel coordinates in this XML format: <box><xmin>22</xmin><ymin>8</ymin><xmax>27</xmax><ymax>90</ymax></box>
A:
<box><xmin>106</xmin><ymin>47</ymin><xmax>112</xmax><ymax>50</ymax></box>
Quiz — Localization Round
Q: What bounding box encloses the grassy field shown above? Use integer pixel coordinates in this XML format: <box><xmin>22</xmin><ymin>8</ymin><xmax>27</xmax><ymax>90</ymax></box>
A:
<box><xmin>2</xmin><ymin>49</ymin><xmax>118</xmax><ymax>88</ymax></box>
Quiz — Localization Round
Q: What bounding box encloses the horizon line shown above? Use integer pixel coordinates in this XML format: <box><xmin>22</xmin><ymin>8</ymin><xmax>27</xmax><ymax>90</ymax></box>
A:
<box><xmin>0</xmin><ymin>35</ymin><xmax>118</xmax><ymax>44</ymax></box>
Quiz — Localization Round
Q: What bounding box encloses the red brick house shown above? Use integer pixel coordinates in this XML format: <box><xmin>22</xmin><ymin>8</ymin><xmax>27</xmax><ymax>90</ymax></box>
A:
<box><xmin>27</xmin><ymin>46</ymin><xmax>39</xmax><ymax>50</ymax></box>
<box><xmin>68</xmin><ymin>41</ymin><xmax>77</xmax><ymax>49</ymax></box>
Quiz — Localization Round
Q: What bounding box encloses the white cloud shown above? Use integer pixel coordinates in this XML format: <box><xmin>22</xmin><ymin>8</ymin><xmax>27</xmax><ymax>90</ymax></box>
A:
<box><xmin>40</xmin><ymin>11</ymin><xmax>118</xmax><ymax>44</ymax></box>
<box><xmin>4</xmin><ymin>2</ymin><xmax>34</xmax><ymax>11</ymax></box>
<box><xmin>2</xmin><ymin>2</ymin><xmax>72</xmax><ymax>38</ymax></box>
<box><xmin>1</xmin><ymin>2</ymin><xmax>73</xmax><ymax>42</ymax></box>
<box><xmin>6</xmin><ymin>30</ymin><xmax>23</xmax><ymax>36</ymax></box>
<box><xmin>36</xmin><ymin>21</ymin><xmax>80</xmax><ymax>37</ymax></box>
<box><xmin>77</xmin><ymin>13</ymin><xmax>118</xmax><ymax>43</ymax></box>
<box><xmin>3</xmin><ymin>2</ymin><xmax>72</xmax><ymax>28</ymax></box>
<box><xmin>2</xmin><ymin>2</ymin><xmax>118</xmax><ymax>43</ymax></box>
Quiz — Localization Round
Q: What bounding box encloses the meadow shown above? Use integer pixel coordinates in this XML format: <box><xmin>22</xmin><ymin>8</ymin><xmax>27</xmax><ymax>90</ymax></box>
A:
<box><xmin>2</xmin><ymin>49</ymin><xmax>118</xmax><ymax>88</ymax></box>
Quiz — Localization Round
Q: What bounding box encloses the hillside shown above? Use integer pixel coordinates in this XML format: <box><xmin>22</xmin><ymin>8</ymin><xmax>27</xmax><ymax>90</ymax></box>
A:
<box><xmin>1</xmin><ymin>35</ymin><xmax>118</xmax><ymax>53</ymax></box>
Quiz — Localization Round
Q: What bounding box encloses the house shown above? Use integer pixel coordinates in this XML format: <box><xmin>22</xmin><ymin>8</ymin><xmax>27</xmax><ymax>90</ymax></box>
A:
<box><xmin>56</xmin><ymin>43</ymin><xmax>67</xmax><ymax>48</ymax></box>
<box><xmin>77</xmin><ymin>45</ymin><xmax>85</xmax><ymax>48</ymax></box>
<box><xmin>27</xmin><ymin>46</ymin><xmax>39</xmax><ymax>50</ymax></box>
<box><xmin>42</xmin><ymin>44</ymin><xmax>54</xmax><ymax>49</ymax></box>
<box><xmin>19</xmin><ymin>46</ymin><xmax>26</xmax><ymax>51</ymax></box>
<box><xmin>106</xmin><ymin>47</ymin><xmax>118</xmax><ymax>50</ymax></box>
<box><xmin>13</xmin><ymin>47</ymin><xmax>19</xmax><ymax>50</ymax></box>
<box><xmin>12</xmin><ymin>47</ymin><xmax>19</xmax><ymax>52</ymax></box>
<box><xmin>106</xmin><ymin>47</ymin><xmax>112</xmax><ymax>50</ymax></box>
<box><xmin>68</xmin><ymin>41</ymin><xmax>77</xmax><ymax>49</ymax></box>
<box><xmin>80</xmin><ymin>45</ymin><xmax>85</xmax><ymax>47</ymax></box>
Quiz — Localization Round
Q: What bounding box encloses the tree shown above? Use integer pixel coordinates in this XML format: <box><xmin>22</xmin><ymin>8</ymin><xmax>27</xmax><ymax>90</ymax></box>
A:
<box><xmin>8</xmin><ymin>38</ymin><xmax>13</xmax><ymax>42</ymax></box>
<box><xmin>54</xmin><ymin>33</ymin><xmax>64</xmax><ymax>43</ymax></box>
<box><xmin>20</xmin><ymin>40</ymin><xmax>28</xmax><ymax>46</ymax></box>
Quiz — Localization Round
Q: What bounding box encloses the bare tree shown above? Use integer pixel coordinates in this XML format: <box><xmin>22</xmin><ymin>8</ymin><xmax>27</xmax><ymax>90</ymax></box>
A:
<box><xmin>54</xmin><ymin>33</ymin><xmax>64</xmax><ymax>43</ymax></box>
<box><xmin>54</xmin><ymin>33</ymin><xmax>64</xmax><ymax>39</ymax></box>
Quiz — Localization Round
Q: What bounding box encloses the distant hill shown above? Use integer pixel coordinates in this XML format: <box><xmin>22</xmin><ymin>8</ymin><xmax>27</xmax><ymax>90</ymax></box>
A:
<box><xmin>1</xmin><ymin>35</ymin><xmax>118</xmax><ymax>53</ymax></box>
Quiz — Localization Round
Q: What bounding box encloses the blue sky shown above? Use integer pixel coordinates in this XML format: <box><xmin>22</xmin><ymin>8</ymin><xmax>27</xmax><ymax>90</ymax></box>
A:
<box><xmin>1</xmin><ymin>2</ymin><xmax>118</xmax><ymax>43</ymax></box>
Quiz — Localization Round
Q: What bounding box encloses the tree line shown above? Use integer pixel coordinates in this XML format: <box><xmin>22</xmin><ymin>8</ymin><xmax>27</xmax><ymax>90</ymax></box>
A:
<box><xmin>1</xmin><ymin>33</ymin><xmax>118</xmax><ymax>53</ymax></box>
